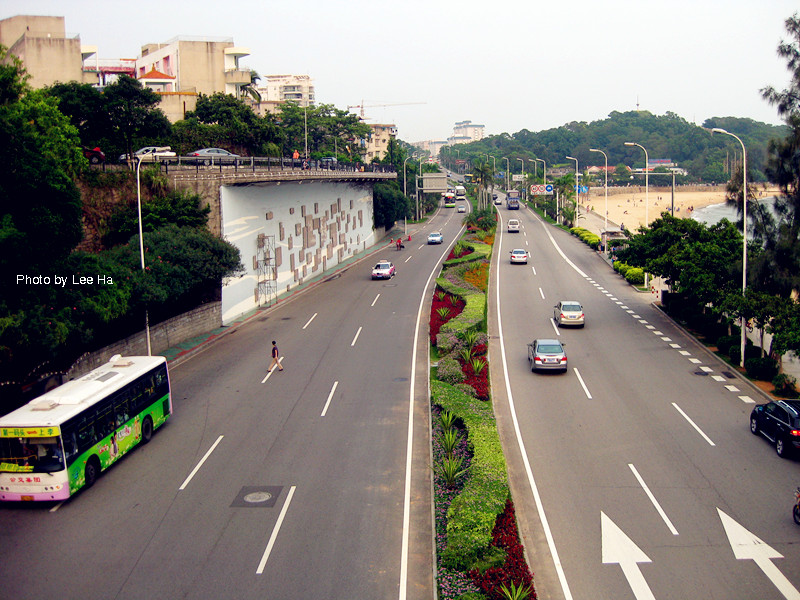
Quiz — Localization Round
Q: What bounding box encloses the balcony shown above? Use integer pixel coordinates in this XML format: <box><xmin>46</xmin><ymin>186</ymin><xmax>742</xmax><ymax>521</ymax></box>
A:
<box><xmin>224</xmin><ymin>69</ymin><xmax>251</xmax><ymax>85</ymax></box>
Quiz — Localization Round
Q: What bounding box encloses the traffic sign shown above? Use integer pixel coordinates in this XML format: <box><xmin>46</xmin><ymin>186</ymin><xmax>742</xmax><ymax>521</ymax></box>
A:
<box><xmin>530</xmin><ymin>184</ymin><xmax>554</xmax><ymax>195</ymax></box>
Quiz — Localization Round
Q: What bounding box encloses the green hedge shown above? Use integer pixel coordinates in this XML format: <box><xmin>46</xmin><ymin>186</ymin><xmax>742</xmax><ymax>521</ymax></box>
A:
<box><xmin>570</xmin><ymin>226</ymin><xmax>600</xmax><ymax>249</ymax></box>
<box><xmin>436</xmin><ymin>276</ymin><xmax>487</xmax><ymax>338</ymax></box>
<box><xmin>433</xmin><ymin>380</ymin><xmax>509</xmax><ymax>571</ymax></box>
<box><xmin>443</xmin><ymin>240</ymin><xmax>492</xmax><ymax>268</ymax></box>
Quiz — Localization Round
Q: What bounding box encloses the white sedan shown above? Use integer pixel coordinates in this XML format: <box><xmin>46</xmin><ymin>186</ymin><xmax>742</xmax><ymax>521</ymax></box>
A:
<box><xmin>510</xmin><ymin>249</ymin><xmax>529</xmax><ymax>264</ymax></box>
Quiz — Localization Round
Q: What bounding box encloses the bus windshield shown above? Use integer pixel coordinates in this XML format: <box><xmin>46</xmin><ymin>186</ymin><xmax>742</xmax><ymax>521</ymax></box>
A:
<box><xmin>0</xmin><ymin>435</ymin><xmax>65</xmax><ymax>474</ymax></box>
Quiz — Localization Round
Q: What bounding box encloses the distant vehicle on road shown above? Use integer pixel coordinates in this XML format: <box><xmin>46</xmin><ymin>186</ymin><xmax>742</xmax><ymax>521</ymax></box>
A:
<box><xmin>427</xmin><ymin>232</ymin><xmax>443</xmax><ymax>245</ymax></box>
<box><xmin>507</xmin><ymin>219</ymin><xmax>520</xmax><ymax>233</ymax></box>
<box><xmin>455</xmin><ymin>185</ymin><xmax>467</xmax><ymax>201</ymax></box>
<box><xmin>750</xmin><ymin>399</ymin><xmax>800</xmax><ymax>458</ymax></box>
<box><xmin>493</xmin><ymin>192</ymin><xmax>500</xmax><ymax>205</ymax></box>
<box><xmin>119</xmin><ymin>146</ymin><xmax>176</xmax><ymax>163</ymax></box>
<box><xmin>506</xmin><ymin>190</ymin><xmax>520</xmax><ymax>209</ymax></box>
<box><xmin>553</xmin><ymin>300</ymin><xmax>585</xmax><ymax>327</ymax></box>
<box><xmin>527</xmin><ymin>339</ymin><xmax>568</xmax><ymax>373</ymax></box>
<box><xmin>186</xmin><ymin>148</ymin><xmax>240</xmax><ymax>165</ymax></box>
<box><xmin>443</xmin><ymin>193</ymin><xmax>456</xmax><ymax>208</ymax></box>
<box><xmin>371</xmin><ymin>260</ymin><xmax>396</xmax><ymax>280</ymax></box>
<box><xmin>509</xmin><ymin>249</ymin><xmax>529</xmax><ymax>264</ymax></box>
<box><xmin>457</xmin><ymin>204</ymin><xmax>467</xmax><ymax>213</ymax></box>
<box><xmin>82</xmin><ymin>146</ymin><xmax>105</xmax><ymax>164</ymax></box>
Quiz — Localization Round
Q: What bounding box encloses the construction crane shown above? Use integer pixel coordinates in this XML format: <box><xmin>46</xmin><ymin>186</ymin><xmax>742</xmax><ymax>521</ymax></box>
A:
<box><xmin>346</xmin><ymin>101</ymin><xmax>426</xmax><ymax>119</ymax></box>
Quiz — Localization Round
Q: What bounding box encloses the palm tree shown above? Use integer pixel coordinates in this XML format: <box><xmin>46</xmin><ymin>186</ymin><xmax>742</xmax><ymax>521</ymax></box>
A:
<box><xmin>472</xmin><ymin>161</ymin><xmax>494</xmax><ymax>210</ymax></box>
<box><xmin>240</xmin><ymin>70</ymin><xmax>262</xmax><ymax>103</ymax></box>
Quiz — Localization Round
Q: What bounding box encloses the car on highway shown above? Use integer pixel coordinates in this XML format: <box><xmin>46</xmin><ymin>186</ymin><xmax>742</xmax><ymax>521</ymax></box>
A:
<box><xmin>750</xmin><ymin>399</ymin><xmax>800</xmax><ymax>457</ymax></box>
<box><xmin>527</xmin><ymin>339</ymin><xmax>568</xmax><ymax>373</ymax></box>
<box><xmin>119</xmin><ymin>146</ymin><xmax>176</xmax><ymax>163</ymax></box>
<box><xmin>427</xmin><ymin>231</ymin><xmax>444</xmax><ymax>244</ymax></box>
<box><xmin>458</xmin><ymin>204</ymin><xmax>467</xmax><ymax>213</ymax></box>
<box><xmin>508</xmin><ymin>219</ymin><xmax>520</xmax><ymax>233</ymax></box>
<box><xmin>510</xmin><ymin>249</ymin><xmax>529</xmax><ymax>264</ymax></box>
<box><xmin>186</xmin><ymin>148</ymin><xmax>240</xmax><ymax>165</ymax></box>
<box><xmin>82</xmin><ymin>146</ymin><xmax>105</xmax><ymax>164</ymax></box>
<box><xmin>553</xmin><ymin>300</ymin><xmax>585</xmax><ymax>327</ymax></box>
<box><xmin>371</xmin><ymin>260</ymin><xmax>396</xmax><ymax>279</ymax></box>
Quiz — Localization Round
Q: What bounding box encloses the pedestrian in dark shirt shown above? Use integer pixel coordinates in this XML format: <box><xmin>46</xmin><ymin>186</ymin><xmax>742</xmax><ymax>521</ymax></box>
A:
<box><xmin>269</xmin><ymin>340</ymin><xmax>284</xmax><ymax>372</ymax></box>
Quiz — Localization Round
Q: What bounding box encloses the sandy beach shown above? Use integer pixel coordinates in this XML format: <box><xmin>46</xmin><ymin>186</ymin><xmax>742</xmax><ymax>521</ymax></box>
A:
<box><xmin>579</xmin><ymin>185</ymin><xmax>781</xmax><ymax>230</ymax></box>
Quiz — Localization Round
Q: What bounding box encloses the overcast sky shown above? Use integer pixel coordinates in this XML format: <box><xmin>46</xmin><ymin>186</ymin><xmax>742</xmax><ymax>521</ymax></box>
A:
<box><xmin>2</xmin><ymin>0</ymin><xmax>797</xmax><ymax>142</ymax></box>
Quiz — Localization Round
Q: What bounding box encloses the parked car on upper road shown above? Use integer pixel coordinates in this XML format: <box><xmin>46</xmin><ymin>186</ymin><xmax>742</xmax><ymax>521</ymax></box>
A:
<box><xmin>553</xmin><ymin>300</ymin><xmax>585</xmax><ymax>327</ymax></box>
<box><xmin>527</xmin><ymin>338</ymin><xmax>568</xmax><ymax>373</ymax></box>
<box><xmin>186</xmin><ymin>148</ymin><xmax>240</xmax><ymax>165</ymax></box>
<box><xmin>509</xmin><ymin>249</ymin><xmax>529</xmax><ymax>264</ymax></box>
<box><xmin>119</xmin><ymin>146</ymin><xmax>176</xmax><ymax>163</ymax></box>
<box><xmin>750</xmin><ymin>399</ymin><xmax>800</xmax><ymax>457</ymax></box>
<box><xmin>371</xmin><ymin>260</ymin><xmax>396</xmax><ymax>280</ymax></box>
<box><xmin>427</xmin><ymin>232</ymin><xmax>443</xmax><ymax>245</ymax></box>
<box><xmin>82</xmin><ymin>146</ymin><xmax>105</xmax><ymax>164</ymax></box>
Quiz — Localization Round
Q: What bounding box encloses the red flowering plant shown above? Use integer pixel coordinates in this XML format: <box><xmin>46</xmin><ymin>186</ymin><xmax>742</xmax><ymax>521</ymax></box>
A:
<box><xmin>430</xmin><ymin>290</ymin><xmax>465</xmax><ymax>345</ymax></box>
<box><xmin>469</xmin><ymin>499</ymin><xmax>535</xmax><ymax>599</ymax></box>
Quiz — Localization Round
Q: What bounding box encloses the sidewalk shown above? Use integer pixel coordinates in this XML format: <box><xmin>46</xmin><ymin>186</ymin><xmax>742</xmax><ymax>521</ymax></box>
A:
<box><xmin>161</xmin><ymin>226</ymin><xmax>419</xmax><ymax>369</ymax></box>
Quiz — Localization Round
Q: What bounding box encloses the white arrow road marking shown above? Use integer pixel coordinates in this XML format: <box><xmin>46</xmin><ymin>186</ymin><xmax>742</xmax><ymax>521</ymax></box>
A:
<box><xmin>601</xmin><ymin>512</ymin><xmax>657</xmax><ymax>600</ymax></box>
<box><xmin>717</xmin><ymin>508</ymin><xmax>800</xmax><ymax>600</ymax></box>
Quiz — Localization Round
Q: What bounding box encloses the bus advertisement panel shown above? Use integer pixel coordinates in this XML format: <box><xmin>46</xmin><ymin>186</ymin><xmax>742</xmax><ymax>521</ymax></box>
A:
<box><xmin>0</xmin><ymin>355</ymin><xmax>171</xmax><ymax>501</ymax></box>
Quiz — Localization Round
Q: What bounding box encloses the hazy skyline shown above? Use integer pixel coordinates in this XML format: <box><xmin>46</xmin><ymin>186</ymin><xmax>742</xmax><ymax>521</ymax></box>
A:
<box><xmin>1</xmin><ymin>0</ymin><xmax>797</xmax><ymax>143</ymax></box>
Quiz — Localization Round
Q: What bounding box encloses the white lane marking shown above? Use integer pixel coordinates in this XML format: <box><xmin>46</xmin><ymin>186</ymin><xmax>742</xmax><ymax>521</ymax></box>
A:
<box><xmin>49</xmin><ymin>502</ymin><xmax>64</xmax><ymax>513</ymax></box>
<box><xmin>629</xmin><ymin>464</ymin><xmax>679</xmax><ymax>535</ymax></box>
<box><xmin>256</xmin><ymin>485</ymin><xmax>297</xmax><ymax>574</ymax></box>
<box><xmin>653</xmin><ymin>330</ymin><xmax>663</xmax><ymax>335</ymax></box>
<box><xmin>725</xmin><ymin>385</ymin><xmax>740</xmax><ymax>392</ymax></box>
<box><xmin>302</xmin><ymin>312</ymin><xmax>317</xmax><ymax>330</ymax></box>
<box><xmin>531</xmin><ymin>265</ymin><xmax>537</xmax><ymax>275</ymax></box>
<box><xmin>399</xmin><ymin>218</ymin><xmax>463</xmax><ymax>600</ymax></box>
<box><xmin>550</xmin><ymin>318</ymin><xmax>560</xmax><ymax>336</ymax></box>
<box><xmin>261</xmin><ymin>358</ymin><xmax>284</xmax><ymax>383</ymax></box>
<box><xmin>670</xmin><ymin>344</ymin><xmax>681</xmax><ymax>349</ymax></box>
<box><xmin>539</xmin><ymin>287</ymin><xmax>545</xmax><ymax>299</ymax></box>
<box><xmin>351</xmin><ymin>326</ymin><xmax>362</xmax><ymax>347</ymax></box>
<box><xmin>320</xmin><ymin>381</ymin><xmax>339</xmax><ymax>417</ymax></box>
<box><xmin>700</xmin><ymin>366</ymin><xmax>713</xmax><ymax>372</ymax></box>
<box><xmin>679</xmin><ymin>350</ymin><xmax>691</xmax><ymax>356</ymax></box>
<box><xmin>497</xmin><ymin>219</ymin><xmax>575</xmax><ymax>600</ymax></box>
<box><xmin>574</xmin><ymin>368</ymin><xmax>592</xmax><ymax>399</ymax></box>
<box><xmin>689</xmin><ymin>358</ymin><xmax>702</xmax><ymax>364</ymax></box>
<box><xmin>673</xmin><ymin>402</ymin><xmax>716</xmax><ymax>446</ymax></box>
<box><xmin>740</xmin><ymin>396</ymin><xmax>755</xmax><ymax>403</ymax></box>
<box><xmin>712</xmin><ymin>375</ymin><xmax>726</xmax><ymax>382</ymax></box>
<box><xmin>179</xmin><ymin>435</ymin><xmax>224</xmax><ymax>490</ymax></box>
<box><xmin>660</xmin><ymin>337</ymin><xmax>672</xmax><ymax>342</ymax></box>
<box><xmin>404</xmin><ymin>255</ymin><xmax>412</xmax><ymax>263</ymax></box>
<box><xmin>371</xmin><ymin>293</ymin><xmax>381</xmax><ymax>307</ymax></box>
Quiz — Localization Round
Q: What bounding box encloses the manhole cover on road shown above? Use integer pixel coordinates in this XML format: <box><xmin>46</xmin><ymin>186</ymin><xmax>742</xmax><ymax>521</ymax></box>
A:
<box><xmin>231</xmin><ymin>486</ymin><xmax>283</xmax><ymax>508</ymax></box>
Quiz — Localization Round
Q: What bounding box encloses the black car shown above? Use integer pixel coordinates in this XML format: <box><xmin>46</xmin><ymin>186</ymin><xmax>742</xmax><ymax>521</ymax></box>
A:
<box><xmin>750</xmin><ymin>399</ymin><xmax>800</xmax><ymax>458</ymax></box>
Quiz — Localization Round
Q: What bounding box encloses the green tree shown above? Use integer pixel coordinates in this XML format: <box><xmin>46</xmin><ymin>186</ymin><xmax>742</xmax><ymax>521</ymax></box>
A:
<box><xmin>103</xmin><ymin>75</ymin><xmax>171</xmax><ymax>161</ymax></box>
<box><xmin>373</xmin><ymin>182</ymin><xmax>410</xmax><ymax>229</ymax></box>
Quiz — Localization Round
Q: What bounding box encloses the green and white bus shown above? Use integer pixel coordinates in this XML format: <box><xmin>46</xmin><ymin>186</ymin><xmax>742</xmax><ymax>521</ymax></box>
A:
<box><xmin>0</xmin><ymin>355</ymin><xmax>171</xmax><ymax>502</ymax></box>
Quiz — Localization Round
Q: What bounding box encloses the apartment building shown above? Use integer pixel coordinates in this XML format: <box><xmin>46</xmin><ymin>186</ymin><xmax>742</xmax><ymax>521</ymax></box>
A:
<box><xmin>249</xmin><ymin>74</ymin><xmax>315</xmax><ymax>117</ymax></box>
<box><xmin>0</xmin><ymin>15</ymin><xmax>97</xmax><ymax>88</ymax></box>
<box><xmin>363</xmin><ymin>123</ymin><xmax>397</xmax><ymax>162</ymax></box>
<box><xmin>448</xmin><ymin>120</ymin><xmax>485</xmax><ymax>145</ymax></box>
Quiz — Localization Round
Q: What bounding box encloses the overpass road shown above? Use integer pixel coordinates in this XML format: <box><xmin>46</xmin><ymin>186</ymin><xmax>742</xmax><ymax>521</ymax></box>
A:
<box><xmin>0</xmin><ymin>203</ymin><xmax>469</xmax><ymax>599</ymax></box>
<box><xmin>490</xmin><ymin>203</ymin><xmax>800</xmax><ymax>600</ymax></box>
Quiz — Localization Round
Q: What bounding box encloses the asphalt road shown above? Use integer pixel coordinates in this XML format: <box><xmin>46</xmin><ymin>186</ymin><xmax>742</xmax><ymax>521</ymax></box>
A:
<box><xmin>0</xmin><ymin>204</ymin><xmax>468</xmax><ymax>599</ymax></box>
<box><xmin>489</xmin><ymin>202</ymin><xmax>800</xmax><ymax>600</ymax></box>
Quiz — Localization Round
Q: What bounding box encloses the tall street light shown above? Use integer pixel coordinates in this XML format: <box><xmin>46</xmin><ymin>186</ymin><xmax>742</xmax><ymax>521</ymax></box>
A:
<box><xmin>566</xmin><ymin>155</ymin><xmax>578</xmax><ymax>224</ymax></box>
<box><xmin>517</xmin><ymin>158</ymin><xmax>525</xmax><ymax>202</ymax></box>
<box><xmin>503</xmin><ymin>157</ymin><xmax>510</xmax><ymax>191</ymax></box>
<box><xmin>624</xmin><ymin>141</ymin><xmax>650</xmax><ymax>287</ymax></box>
<box><xmin>590</xmin><ymin>148</ymin><xmax>609</xmax><ymax>253</ymax></box>
<box><xmin>136</xmin><ymin>148</ymin><xmax>174</xmax><ymax>355</ymax></box>
<box><xmin>712</xmin><ymin>127</ymin><xmax>748</xmax><ymax>368</ymax></box>
<box><xmin>535</xmin><ymin>158</ymin><xmax>546</xmax><ymax>185</ymax></box>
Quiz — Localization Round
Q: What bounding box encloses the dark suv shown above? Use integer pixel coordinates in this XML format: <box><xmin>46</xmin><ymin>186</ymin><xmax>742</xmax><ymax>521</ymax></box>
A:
<box><xmin>750</xmin><ymin>399</ymin><xmax>800</xmax><ymax>458</ymax></box>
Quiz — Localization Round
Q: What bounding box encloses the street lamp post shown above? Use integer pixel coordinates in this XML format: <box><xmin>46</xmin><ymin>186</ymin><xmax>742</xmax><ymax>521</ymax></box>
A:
<box><xmin>624</xmin><ymin>141</ymin><xmax>650</xmax><ymax>287</ymax></box>
<box><xmin>590</xmin><ymin>148</ymin><xmax>609</xmax><ymax>254</ymax></box>
<box><xmin>503</xmin><ymin>157</ymin><xmax>509</xmax><ymax>191</ymax></box>
<box><xmin>535</xmin><ymin>158</ymin><xmax>546</xmax><ymax>185</ymax></box>
<box><xmin>566</xmin><ymin>155</ymin><xmax>578</xmax><ymax>224</ymax></box>
<box><xmin>517</xmin><ymin>158</ymin><xmax>525</xmax><ymax>202</ymax></box>
<box><xmin>712</xmin><ymin>127</ymin><xmax>748</xmax><ymax>368</ymax></box>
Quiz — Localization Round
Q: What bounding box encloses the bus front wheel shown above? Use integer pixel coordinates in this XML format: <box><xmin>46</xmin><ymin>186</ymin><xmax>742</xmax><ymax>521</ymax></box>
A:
<box><xmin>84</xmin><ymin>457</ymin><xmax>100</xmax><ymax>488</ymax></box>
<box><xmin>141</xmin><ymin>416</ymin><xmax>153</xmax><ymax>444</ymax></box>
